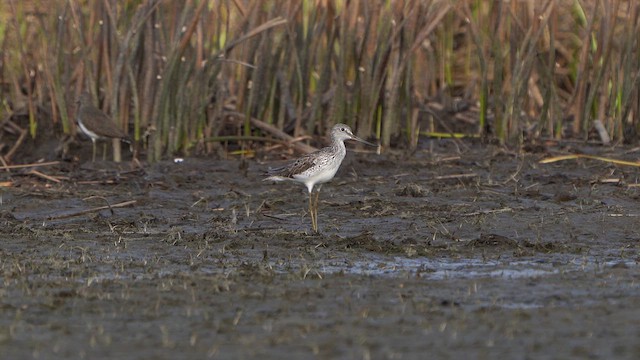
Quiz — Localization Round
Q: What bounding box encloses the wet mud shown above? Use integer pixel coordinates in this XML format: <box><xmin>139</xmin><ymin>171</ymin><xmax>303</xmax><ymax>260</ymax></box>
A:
<box><xmin>1</xmin><ymin>141</ymin><xmax>639</xmax><ymax>359</ymax></box>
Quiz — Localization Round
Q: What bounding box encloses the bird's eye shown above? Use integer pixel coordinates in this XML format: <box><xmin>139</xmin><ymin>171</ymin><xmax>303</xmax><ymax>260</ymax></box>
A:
<box><xmin>341</xmin><ymin>127</ymin><xmax>345</xmax><ymax>131</ymax></box>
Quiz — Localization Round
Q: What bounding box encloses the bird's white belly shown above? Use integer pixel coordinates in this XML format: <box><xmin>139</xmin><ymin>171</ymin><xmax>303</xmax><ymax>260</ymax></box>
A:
<box><xmin>297</xmin><ymin>165</ymin><xmax>339</xmax><ymax>185</ymax></box>
<box><xmin>78</xmin><ymin>121</ymin><xmax>100</xmax><ymax>141</ymax></box>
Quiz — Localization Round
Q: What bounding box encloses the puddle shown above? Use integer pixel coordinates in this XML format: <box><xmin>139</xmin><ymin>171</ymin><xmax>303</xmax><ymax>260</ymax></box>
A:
<box><xmin>301</xmin><ymin>256</ymin><xmax>557</xmax><ymax>279</ymax></box>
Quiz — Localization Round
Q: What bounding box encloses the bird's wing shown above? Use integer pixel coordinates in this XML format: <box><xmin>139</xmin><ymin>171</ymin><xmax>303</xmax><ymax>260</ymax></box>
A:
<box><xmin>81</xmin><ymin>105</ymin><xmax>129</xmax><ymax>139</ymax></box>
<box><xmin>267</xmin><ymin>150</ymin><xmax>322</xmax><ymax>178</ymax></box>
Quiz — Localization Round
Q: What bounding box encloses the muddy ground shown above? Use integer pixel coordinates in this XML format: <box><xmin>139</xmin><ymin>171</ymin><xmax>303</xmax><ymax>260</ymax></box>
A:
<box><xmin>1</xmin><ymin>139</ymin><xmax>639</xmax><ymax>359</ymax></box>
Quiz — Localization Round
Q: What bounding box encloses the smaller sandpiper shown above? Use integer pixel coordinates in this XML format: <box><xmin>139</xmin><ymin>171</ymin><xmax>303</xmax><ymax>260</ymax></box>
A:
<box><xmin>76</xmin><ymin>92</ymin><xmax>130</xmax><ymax>162</ymax></box>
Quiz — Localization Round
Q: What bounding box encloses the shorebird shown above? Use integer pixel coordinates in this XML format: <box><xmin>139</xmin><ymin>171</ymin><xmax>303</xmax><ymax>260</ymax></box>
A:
<box><xmin>76</xmin><ymin>92</ymin><xmax>130</xmax><ymax>162</ymax></box>
<box><xmin>264</xmin><ymin>123</ymin><xmax>377</xmax><ymax>232</ymax></box>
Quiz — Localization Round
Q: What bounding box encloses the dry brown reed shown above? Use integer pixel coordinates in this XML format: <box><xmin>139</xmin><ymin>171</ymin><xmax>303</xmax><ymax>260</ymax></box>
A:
<box><xmin>0</xmin><ymin>0</ymin><xmax>639</xmax><ymax>162</ymax></box>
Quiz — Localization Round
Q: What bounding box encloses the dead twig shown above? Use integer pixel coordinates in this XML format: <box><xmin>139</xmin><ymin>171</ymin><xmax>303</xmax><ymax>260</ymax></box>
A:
<box><xmin>462</xmin><ymin>207</ymin><xmax>513</xmax><ymax>217</ymax></box>
<box><xmin>225</xmin><ymin>111</ymin><xmax>317</xmax><ymax>154</ymax></box>
<box><xmin>75</xmin><ymin>179</ymin><xmax>122</xmax><ymax>185</ymax></box>
<box><xmin>1</xmin><ymin>161</ymin><xmax>60</xmax><ymax>171</ymax></box>
<box><xmin>540</xmin><ymin>154</ymin><xmax>640</xmax><ymax>167</ymax></box>
<box><xmin>433</xmin><ymin>173</ymin><xmax>477</xmax><ymax>180</ymax></box>
<box><xmin>2</xmin><ymin>119</ymin><xmax>28</xmax><ymax>163</ymax></box>
<box><xmin>261</xmin><ymin>213</ymin><xmax>287</xmax><ymax>221</ymax></box>
<box><xmin>28</xmin><ymin>169</ymin><xmax>62</xmax><ymax>183</ymax></box>
<box><xmin>0</xmin><ymin>156</ymin><xmax>10</xmax><ymax>171</ymax></box>
<box><xmin>83</xmin><ymin>196</ymin><xmax>116</xmax><ymax>215</ymax></box>
<box><xmin>47</xmin><ymin>200</ymin><xmax>137</xmax><ymax>220</ymax></box>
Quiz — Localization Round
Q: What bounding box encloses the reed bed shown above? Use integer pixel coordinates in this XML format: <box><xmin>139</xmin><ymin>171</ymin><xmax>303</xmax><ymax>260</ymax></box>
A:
<box><xmin>0</xmin><ymin>0</ymin><xmax>639</xmax><ymax>162</ymax></box>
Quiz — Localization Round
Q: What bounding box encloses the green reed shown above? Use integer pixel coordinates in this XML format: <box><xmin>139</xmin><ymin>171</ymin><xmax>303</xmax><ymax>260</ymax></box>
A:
<box><xmin>0</xmin><ymin>0</ymin><xmax>639</xmax><ymax>163</ymax></box>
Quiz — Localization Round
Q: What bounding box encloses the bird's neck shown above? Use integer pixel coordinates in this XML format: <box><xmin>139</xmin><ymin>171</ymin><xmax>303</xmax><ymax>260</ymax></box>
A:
<box><xmin>330</xmin><ymin>138</ymin><xmax>347</xmax><ymax>158</ymax></box>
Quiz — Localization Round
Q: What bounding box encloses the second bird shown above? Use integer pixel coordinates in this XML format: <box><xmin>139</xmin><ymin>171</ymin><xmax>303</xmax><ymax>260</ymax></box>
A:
<box><xmin>76</xmin><ymin>92</ymin><xmax>130</xmax><ymax>162</ymax></box>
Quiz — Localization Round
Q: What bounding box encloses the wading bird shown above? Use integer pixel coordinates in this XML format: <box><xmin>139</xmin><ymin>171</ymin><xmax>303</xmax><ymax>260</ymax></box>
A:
<box><xmin>265</xmin><ymin>123</ymin><xmax>377</xmax><ymax>232</ymax></box>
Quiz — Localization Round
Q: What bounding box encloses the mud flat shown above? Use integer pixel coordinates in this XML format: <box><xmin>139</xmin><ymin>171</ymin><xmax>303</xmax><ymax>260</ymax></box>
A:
<box><xmin>1</xmin><ymin>143</ymin><xmax>639</xmax><ymax>359</ymax></box>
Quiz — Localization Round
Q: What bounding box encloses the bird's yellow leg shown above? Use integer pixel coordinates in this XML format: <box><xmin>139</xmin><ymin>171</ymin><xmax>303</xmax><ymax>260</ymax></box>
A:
<box><xmin>313</xmin><ymin>189</ymin><xmax>320</xmax><ymax>232</ymax></box>
<box><xmin>308</xmin><ymin>191</ymin><xmax>317</xmax><ymax>233</ymax></box>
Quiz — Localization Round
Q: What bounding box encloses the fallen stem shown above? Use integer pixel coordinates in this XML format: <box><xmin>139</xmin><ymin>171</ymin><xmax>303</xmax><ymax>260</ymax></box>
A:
<box><xmin>0</xmin><ymin>161</ymin><xmax>60</xmax><ymax>170</ymax></box>
<box><xmin>48</xmin><ymin>200</ymin><xmax>137</xmax><ymax>220</ymax></box>
<box><xmin>28</xmin><ymin>169</ymin><xmax>62</xmax><ymax>183</ymax></box>
<box><xmin>225</xmin><ymin>111</ymin><xmax>317</xmax><ymax>154</ymax></box>
<box><xmin>540</xmin><ymin>154</ymin><xmax>640</xmax><ymax>167</ymax></box>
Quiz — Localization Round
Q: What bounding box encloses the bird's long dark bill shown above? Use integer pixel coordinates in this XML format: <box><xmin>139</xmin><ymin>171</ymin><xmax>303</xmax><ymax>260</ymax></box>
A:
<box><xmin>350</xmin><ymin>135</ymin><xmax>377</xmax><ymax>147</ymax></box>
